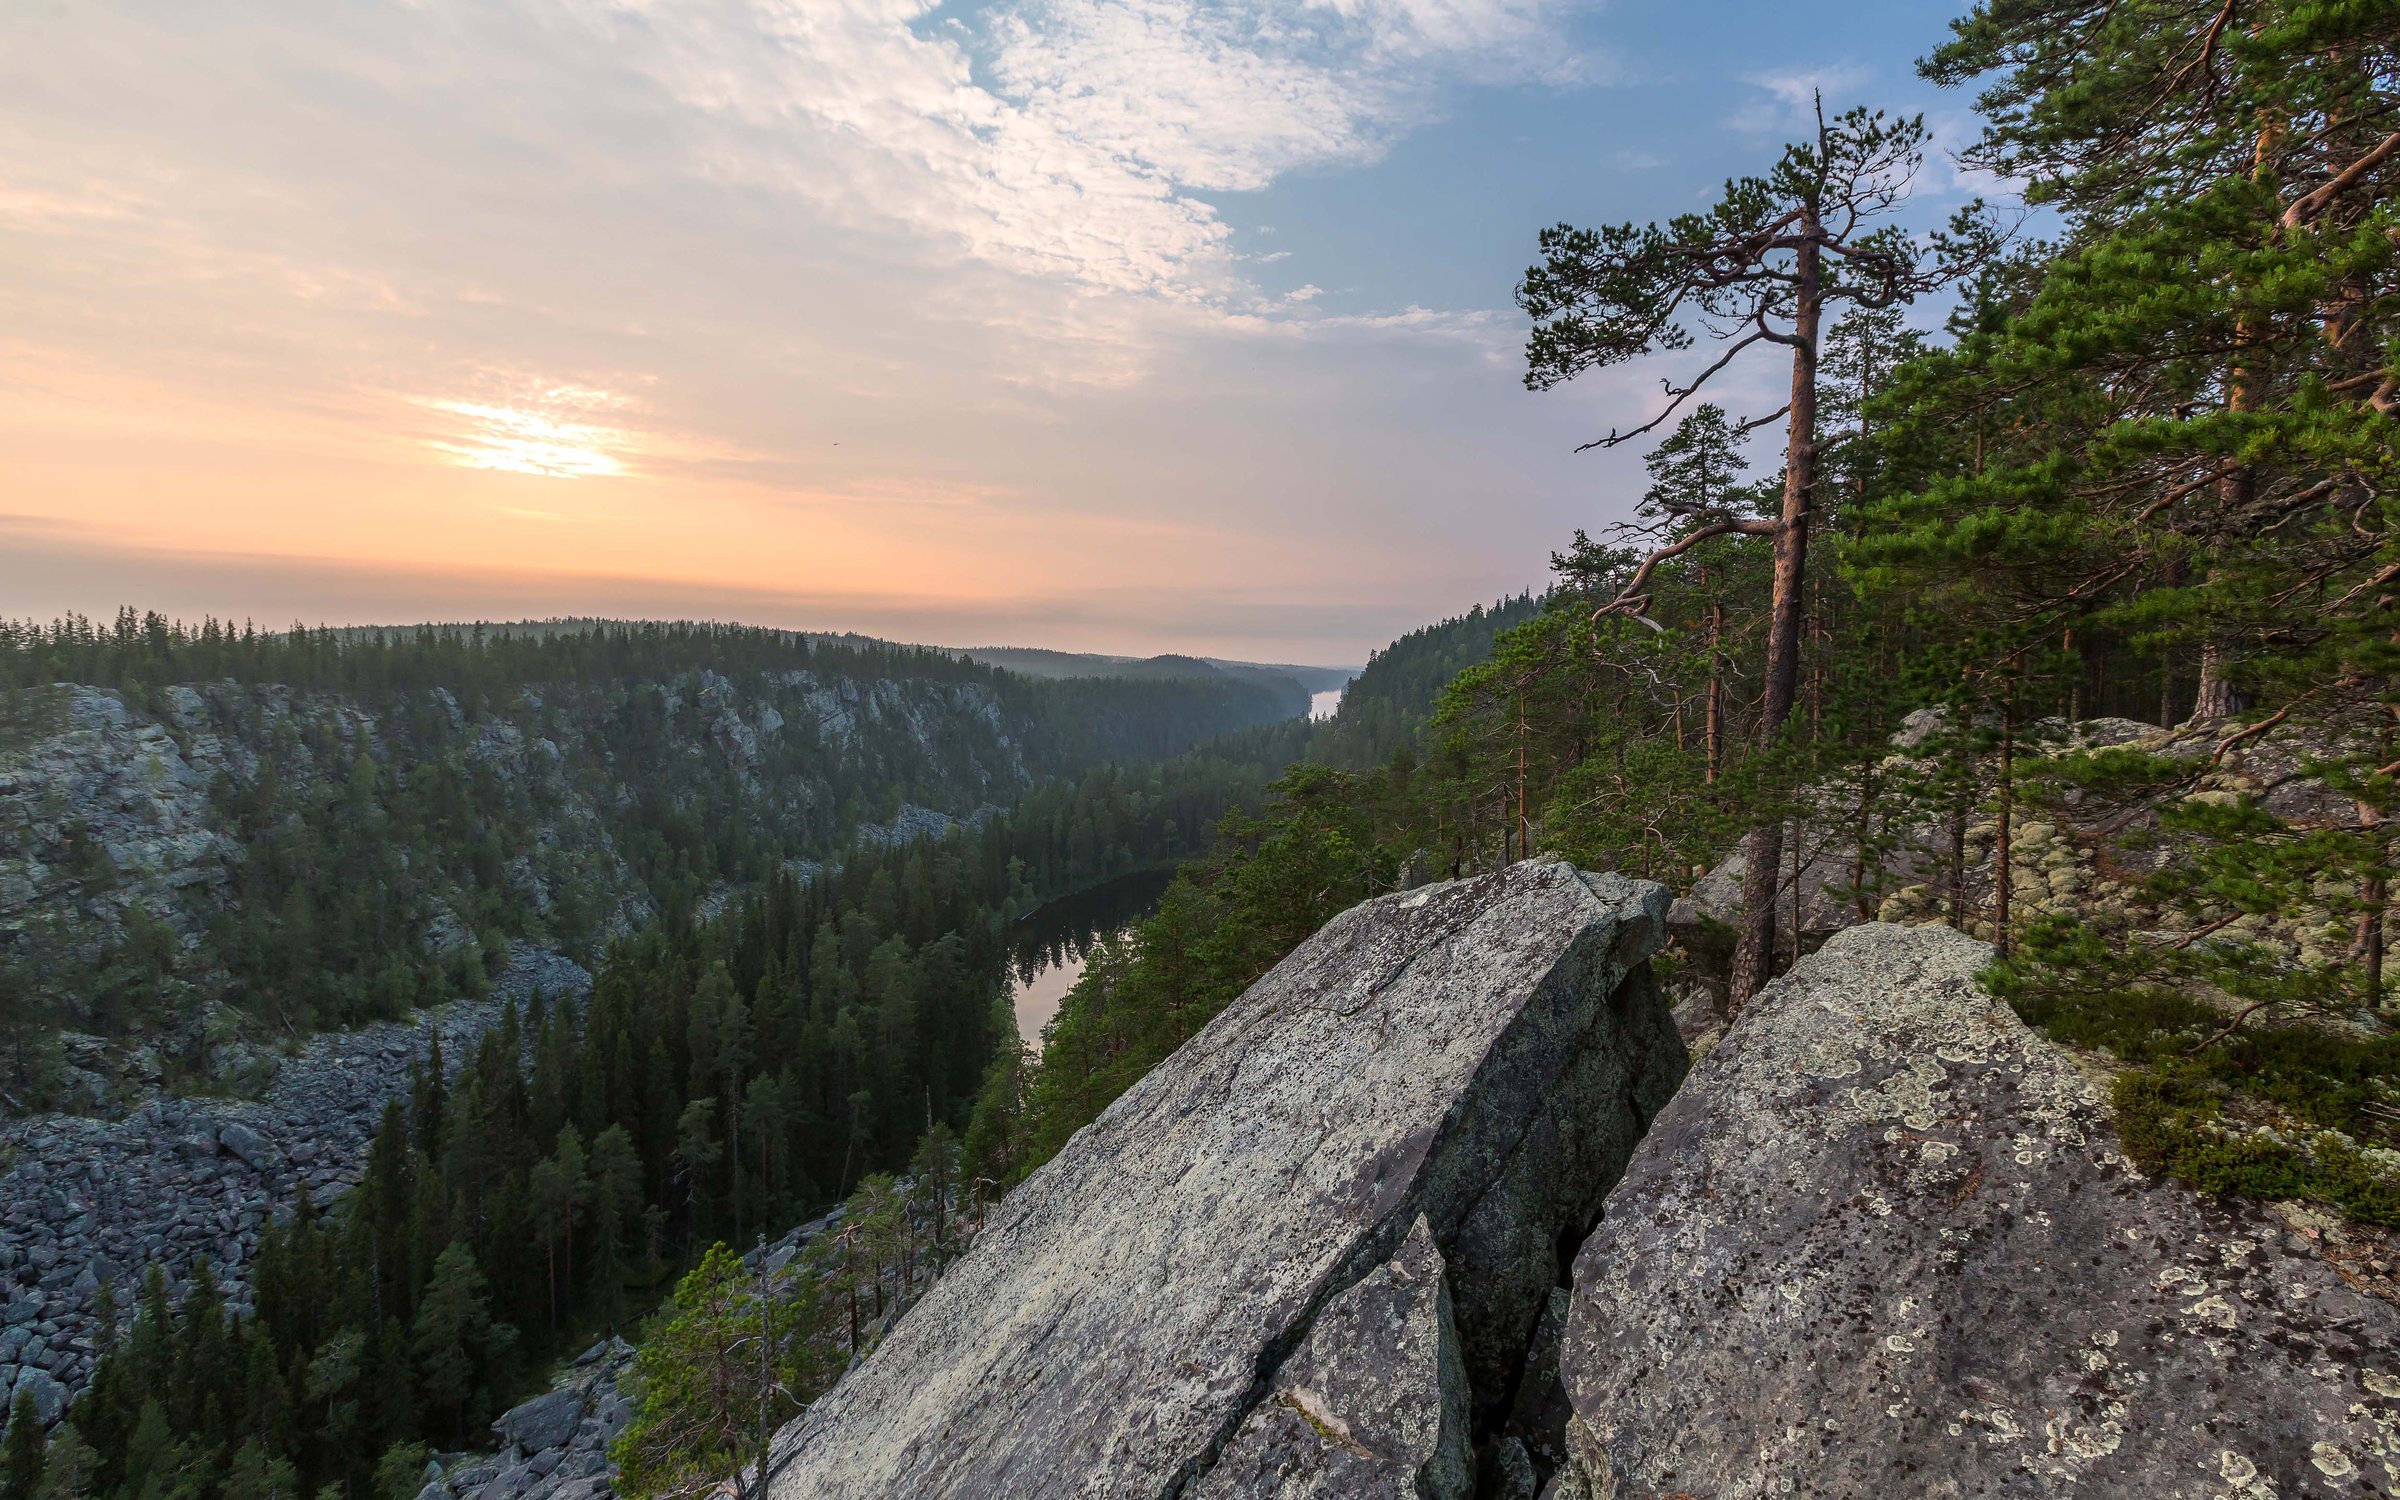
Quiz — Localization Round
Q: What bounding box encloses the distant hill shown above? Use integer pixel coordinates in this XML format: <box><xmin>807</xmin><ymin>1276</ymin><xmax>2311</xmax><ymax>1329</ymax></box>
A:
<box><xmin>952</xmin><ymin>646</ymin><xmax>1352</xmax><ymax>713</ymax></box>
<box><xmin>1306</xmin><ymin>593</ymin><xmax>1543</xmax><ymax>769</ymax></box>
<box><xmin>0</xmin><ymin>613</ymin><xmax>1306</xmax><ymax>1044</ymax></box>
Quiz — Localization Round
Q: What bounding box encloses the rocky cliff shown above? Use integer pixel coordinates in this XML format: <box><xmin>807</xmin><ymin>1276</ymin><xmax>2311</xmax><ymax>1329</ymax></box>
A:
<box><xmin>1537</xmin><ymin>922</ymin><xmax>2400</xmax><ymax>1498</ymax></box>
<box><xmin>0</xmin><ymin>668</ymin><xmax>1027</xmax><ymax>1035</ymax></box>
<box><xmin>762</xmin><ymin>869</ymin><xmax>2400</xmax><ymax>1499</ymax></box>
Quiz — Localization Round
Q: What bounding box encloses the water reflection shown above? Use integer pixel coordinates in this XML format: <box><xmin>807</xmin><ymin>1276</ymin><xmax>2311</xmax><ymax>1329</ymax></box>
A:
<box><xmin>1309</xmin><ymin>686</ymin><xmax>1344</xmax><ymax>721</ymax></box>
<box><xmin>1009</xmin><ymin>868</ymin><xmax>1175</xmax><ymax>1043</ymax></box>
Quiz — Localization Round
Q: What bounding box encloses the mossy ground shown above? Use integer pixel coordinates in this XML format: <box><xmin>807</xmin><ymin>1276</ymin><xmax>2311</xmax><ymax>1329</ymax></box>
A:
<box><xmin>2000</xmin><ymin>968</ymin><xmax>2400</xmax><ymax>1225</ymax></box>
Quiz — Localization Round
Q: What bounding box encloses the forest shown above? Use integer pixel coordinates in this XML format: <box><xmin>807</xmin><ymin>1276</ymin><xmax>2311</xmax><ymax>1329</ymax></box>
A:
<box><xmin>4</xmin><ymin>1</ymin><xmax>2396</xmax><ymax>1498</ymax></box>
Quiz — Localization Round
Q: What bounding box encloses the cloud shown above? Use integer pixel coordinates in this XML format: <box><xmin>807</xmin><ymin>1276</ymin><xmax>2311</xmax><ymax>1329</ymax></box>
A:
<box><xmin>0</xmin><ymin>0</ymin><xmax>1661</xmax><ymax>661</ymax></box>
<box><xmin>1731</xmin><ymin>63</ymin><xmax>1874</xmax><ymax>135</ymax></box>
<box><xmin>578</xmin><ymin>0</ymin><xmax>1603</xmax><ymax>303</ymax></box>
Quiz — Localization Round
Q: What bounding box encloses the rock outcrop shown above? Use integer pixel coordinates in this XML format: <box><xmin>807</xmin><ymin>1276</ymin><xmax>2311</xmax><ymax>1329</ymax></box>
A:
<box><xmin>1540</xmin><ymin>922</ymin><xmax>2400</xmax><ymax>1498</ymax></box>
<box><xmin>1193</xmin><ymin>1217</ymin><xmax>1472</xmax><ymax>1500</ymax></box>
<box><xmin>764</xmin><ymin>861</ymin><xmax>1687</xmax><ymax>1500</ymax></box>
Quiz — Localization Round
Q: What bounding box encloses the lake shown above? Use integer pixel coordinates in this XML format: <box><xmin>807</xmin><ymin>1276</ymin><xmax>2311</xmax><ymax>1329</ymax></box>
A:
<box><xmin>1309</xmin><ymin>685</ymin><xmax>1344</xmax><ymax>720</ymax></box>
<box><xmin>1008</xmin><ymin>867</ymin><xmax>1176</xmax><ymax>1043</ymax></box>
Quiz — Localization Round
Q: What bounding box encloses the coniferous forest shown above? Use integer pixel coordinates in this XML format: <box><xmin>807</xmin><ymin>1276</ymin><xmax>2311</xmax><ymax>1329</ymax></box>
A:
<box><xmin>4</xmin><ymin>2</ymin><xmax>2398</xmax><ymax>1499</ymax></box>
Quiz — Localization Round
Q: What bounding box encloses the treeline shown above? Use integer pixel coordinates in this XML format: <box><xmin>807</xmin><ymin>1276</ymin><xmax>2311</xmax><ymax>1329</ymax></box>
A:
<box><xmin>1</xmin><ymin>615</ymin><xmax>991</xmax><ymax>702</ymax></box>
<box><xmin>1305</xmin><ymin>595</ymin><xmax>1542</xmax><ymax>771</ymax></box>
<box><xmin>0</xmin><ymin>612</ymin><xmax>1303</xmax><ymax>775</ymax></box>
<box><xmin>33</xmin><ymin>736</ymin><xmax>1292</xmax><ymax>1500</ymax></box>
<box><xmin>966</xmin><ymin>0</ymin><xmax>2400</xmax><ymax>1221</ymax></box>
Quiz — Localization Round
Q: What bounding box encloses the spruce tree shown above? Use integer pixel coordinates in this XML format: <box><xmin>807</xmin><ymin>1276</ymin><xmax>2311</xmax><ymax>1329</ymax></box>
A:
<box><xmin>1</xmin><ymin>1391</ymin><xmax>43</xmax><ymax>1500</ymax></box>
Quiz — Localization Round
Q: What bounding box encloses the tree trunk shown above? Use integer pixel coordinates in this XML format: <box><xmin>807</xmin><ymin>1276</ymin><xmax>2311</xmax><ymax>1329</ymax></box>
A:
<box><xmin>1993</xmin><ymin>687</ymin><xmax>2017</xmax><ymax>958</ymax></box>
<box><xmin>1947</xmin><ymin>774</ymin><xmax>1970</xmax><ymax>925</ymax></box>
<box><xmin>1705</xmin><ymin>597</ymin><xmax>1724</xmax><ymax>785</ymax></box>
<box><xmin>2192</xmin><ymin>638</ymin><xmax>2248</xmax><ymax>720</ymax></box>
<box><xmin>1727</xmin><ymin>229</ymin><xmax>1825</xmax><ymax>1009</ymax></box>
<box><xmin>2192</xmin><ymin>121</ymin><xmax>2283</xmax><ymax>725</ymax></box>
<box><xmin>2364</xmin><ymin>715</ymin><xmax>2391</xmax><ymax>1008</ymax></box>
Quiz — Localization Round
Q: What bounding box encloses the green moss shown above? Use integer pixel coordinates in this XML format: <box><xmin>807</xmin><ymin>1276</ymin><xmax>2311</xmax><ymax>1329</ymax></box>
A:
<box><xmin>2105</xmin><ymin>1058</ymin><xmax>2400</xmax><ymax>1226</ymax></box>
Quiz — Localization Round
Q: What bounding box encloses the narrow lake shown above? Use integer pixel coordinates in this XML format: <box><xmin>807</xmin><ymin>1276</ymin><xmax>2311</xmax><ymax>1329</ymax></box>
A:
<box><xmin>1309</xmin><ymin>686</ymin><xmax>1344</xmax><ymax>720</ymax></box>
<box><xmin>1009</xmin><ymin>867</ymin><xmax>1176</xmax><ymax>1043</ymax></box>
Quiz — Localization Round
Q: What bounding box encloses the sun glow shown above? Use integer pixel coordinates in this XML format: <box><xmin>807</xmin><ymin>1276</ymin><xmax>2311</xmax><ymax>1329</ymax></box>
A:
<box><xmin>414</xmin><ymin>390</ymin><xmax>633</xmax><ymax>479</ymax></box>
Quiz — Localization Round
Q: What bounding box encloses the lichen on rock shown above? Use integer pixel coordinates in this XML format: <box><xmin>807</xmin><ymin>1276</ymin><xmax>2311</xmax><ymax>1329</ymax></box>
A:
<box><xmin>1544</xmin><ymin>922</ymin><xmax>2400</xmax><ymax>1498</ymax></box>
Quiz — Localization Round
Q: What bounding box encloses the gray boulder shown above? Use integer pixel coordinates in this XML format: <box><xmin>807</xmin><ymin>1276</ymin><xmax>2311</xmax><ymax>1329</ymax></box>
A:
<box><xmin>215</xmin><ymin>1120</ymin><xmax>273</xmax><ymax>1171</ymax></box>
<box><xmin>1545</xmin><ymin>922</ymin><xmax>2400</xmax><ymax>1498</ymax></box>
<box><xmin>494</xmin><ymin>1388</ymin><xmax>586</xmax><ymax>1454</ymax></box>
<box><xmin>12</xmin><ymin>1367</ymin><xmax>65</xmax><ymax>1427</ymax></box>
<box><xmin>766</xmin><ymin>861</ymin><xmax>1686</xmax><ymax>1500</ymax></box>
<box><xmin>1192</xmin><ymin>1216</ymin><xmax>1472</xmax><ymax>1500</ymax></box>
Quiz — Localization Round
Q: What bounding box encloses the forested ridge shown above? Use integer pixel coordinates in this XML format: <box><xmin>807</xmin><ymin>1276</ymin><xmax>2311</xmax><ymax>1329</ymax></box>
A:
<box><xmin>0</xmin><ymin>615</ymin><xmax>1305</xmax><ymax>1086</ymax></box>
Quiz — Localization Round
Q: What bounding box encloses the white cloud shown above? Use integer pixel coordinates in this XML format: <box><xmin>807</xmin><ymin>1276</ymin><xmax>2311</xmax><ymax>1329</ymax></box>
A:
<box><xmin>556</xmin><ymin>0</ymin><xmax>1601</xmax><ymax>304</ymax></box>
<box><xmin>1732</xmin><ymin>63</ymin><xmax>1874</xmax><ymax>135</ymax></box>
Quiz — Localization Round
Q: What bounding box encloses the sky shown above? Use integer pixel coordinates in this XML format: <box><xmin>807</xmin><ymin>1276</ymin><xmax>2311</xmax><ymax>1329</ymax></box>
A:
<box><xmin>1</xmin><ymin>0</ymin><xmax>1993</xmax><ymax>666</ymax></box>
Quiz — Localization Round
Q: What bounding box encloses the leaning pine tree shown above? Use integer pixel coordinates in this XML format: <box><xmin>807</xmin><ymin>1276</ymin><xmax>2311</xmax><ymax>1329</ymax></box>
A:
<box><xmin>1517</xmin><ymin>98</ymin><xmax>1999</xmax><ymax>1005</ymax></box>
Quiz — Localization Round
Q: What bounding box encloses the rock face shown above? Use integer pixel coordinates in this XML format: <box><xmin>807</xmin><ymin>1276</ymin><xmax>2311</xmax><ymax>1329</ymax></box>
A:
<box><xmin>765</xmin><ymin>861</ymin><xmax>1687</xmax><ymax>1500</ymax></box>
<box><xmin>1193</xmin><ymin>1217</ymin><xmax>1472</xmax><ymax>1500</ymax></box>
<box><xmin>0</xmin><ymin>669</ymin><xmax>1047</xmax><ymax>1035</ymax></box>
<box><xmin>1542</xmin><ymin>922</ymin><xmax>2400</xmax><ymax>1498</ymax></box>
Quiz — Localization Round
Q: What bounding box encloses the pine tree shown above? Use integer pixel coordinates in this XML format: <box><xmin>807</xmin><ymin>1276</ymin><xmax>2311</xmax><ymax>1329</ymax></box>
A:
<box><xmin>28</xmin><ymin>1425</ymin><xmax>90</xmax><ymax>1500</ymax></box>
<box><xmin>1</xmin><ymin>1391</ymin><xmax>43</xmax><ymax>1500</ymax></box>
<box><xmin>610</xmin><ymin>1246</ymin><xmax>798</xmax><ymax>1500</ymax></box>
<box><xmin>1519</xmin><ymin>100</ymin><xmax>1999</xmax><ymax>1005</ymax></box>
<box><xmin>409</xmin><ymin>1242</ymin><xmax>512</xmax><ymax>1447</ymax></box>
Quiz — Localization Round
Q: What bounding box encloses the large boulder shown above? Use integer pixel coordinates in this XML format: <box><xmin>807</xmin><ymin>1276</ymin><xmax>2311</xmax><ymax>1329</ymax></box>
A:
<box><xmin>1541</xmin><ymin>922</ymin><xmax>2400</xmax><ymax>1498</ymax></box>
<box><xmin>493</xmin><ymin>1387</ymin><xmax>585</xmax><ymax>1454</ymax></box>
<box><xmin>766</xmin><ymin>861</ymin><xmax>1686</xmax><ymax>1500</ymax></box>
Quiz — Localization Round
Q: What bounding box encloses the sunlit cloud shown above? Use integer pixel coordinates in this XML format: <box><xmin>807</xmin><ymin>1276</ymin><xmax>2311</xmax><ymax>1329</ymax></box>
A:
<box><xmin>414</xmin><ymin>395</ymin><xmax>633</xmax><ymax>479</ymax></box>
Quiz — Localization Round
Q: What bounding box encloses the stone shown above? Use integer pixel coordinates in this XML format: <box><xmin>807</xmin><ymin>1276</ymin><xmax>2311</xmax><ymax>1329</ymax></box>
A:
<box><xmin>12</xmin><ymin>1367</ymin><xmax>65</xmax><ymax>1427</ymax></box>
<box><xmin>215</xmin><ymin>1121</ymin><xmax>273</xmax><ymax>1170</ymax></box>
<box><xmin>0</xmin><ymin>948</ymin><xmax>590</xmax><ymax>1408</ymax></box>
<box><xmin>1548</xmin><ymin>922</ymin><xmax>2400</xmax><ymax>1497</ymax></box>
<box><xmin>1191</xmin><ymin>1217</ymin><xmax>1472</xmax><ymax>1500</ymax></box>
<box><xmin>493</xmin><ymin>1388</ymin><xmax>586</xmax><ymax>1454</ymax></box>
<box><xmin>766</xmin><ymin>861</ymin><xmax>1685</xmax><ymax>1500</ymax></box>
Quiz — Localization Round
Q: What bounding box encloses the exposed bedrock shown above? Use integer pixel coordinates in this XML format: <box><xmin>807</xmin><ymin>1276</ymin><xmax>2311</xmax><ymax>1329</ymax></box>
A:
<box><xmin>1538</xmin><ymin>923</ymin><xmax>2400</xmax><ymax>1498</ymax></box>
<box><xmin>764</xmin><ymin>860</ymin><xmax>1687</xmax><ymax>1500</ymax></box>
